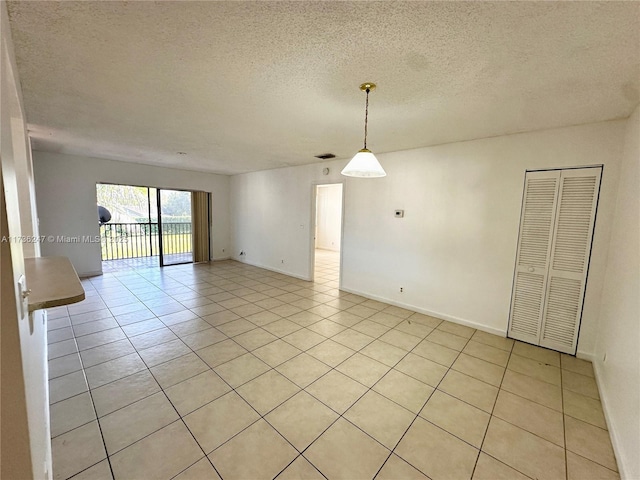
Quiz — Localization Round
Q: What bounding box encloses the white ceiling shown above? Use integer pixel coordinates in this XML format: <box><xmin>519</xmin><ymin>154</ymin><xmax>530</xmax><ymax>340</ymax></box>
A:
<box><xmin>7</xmin><ymin>1</ymin><xmax>639</xmax><ymax>175</ymax></box>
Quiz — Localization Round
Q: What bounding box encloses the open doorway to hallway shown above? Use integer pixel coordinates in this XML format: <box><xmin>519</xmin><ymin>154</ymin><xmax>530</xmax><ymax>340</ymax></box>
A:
<box><xmin>312</xmin><ymin>183</ymin><xmax>343</xmax><ymax>286</ymax></box>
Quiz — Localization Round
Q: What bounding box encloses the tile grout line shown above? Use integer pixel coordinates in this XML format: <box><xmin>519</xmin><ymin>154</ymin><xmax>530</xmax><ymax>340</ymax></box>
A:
<box><xmin>168</xmin><ymin>267</ymin><xmax>405</xmax><ymax>475</ymax></box>
<box><xmin>57</xmin><ymin>309</ymin><xmax>469</xmax><ymax>466</ymax></box>
<box><xmin>52</xmin><ymin>258</ymin><xmax>603</xmax><ymax>480</ymax></box>
<box><xmin>69</xmin><ymin>331</ymin><xmax>118</xmax><ymax>480</ymax></box>
<box><xmin>95</xmin><ymin>266</ymin><xmax>235</xmax><ymax>479</ymax></box>
<box><xmin>371</xmin><ymin>324</ymin><xmax>476</xmax><ymax>479</ymax></box>
<box><xmin>100</xmin><ymin>267</ymin><xmax>328</xmax><ymax>476</ymax></box>
<box><xmin>561</xmin><ymin>365</ymin><xmax>568</xmax><ymax>480</ymax></box>
<box><xmin>266</xmin><ymin>314</ymin><xmax>447</xmax><ymax>476</ymax></box>
<box><xmin>52</xmin><ymin>320</ymin><xmax>506</xmax><ymax>444</ymax></box>
<box><xmin>471</xmin><ymin>334</ymin><xmax>524</xmax><ymax>479</ymax></box>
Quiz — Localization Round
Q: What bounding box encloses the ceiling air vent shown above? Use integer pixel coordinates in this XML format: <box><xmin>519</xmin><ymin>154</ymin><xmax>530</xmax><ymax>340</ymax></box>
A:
<box><xmin>314</xmin><ymin>153</ymin><xmax>336</xmax><ymax>160</ymax></box>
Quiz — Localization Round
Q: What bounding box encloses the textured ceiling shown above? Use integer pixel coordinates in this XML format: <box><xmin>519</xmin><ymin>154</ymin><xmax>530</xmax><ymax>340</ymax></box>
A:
<box><xmin>7</xmin><ymin>1</ymin><xmax>640</xmax><ymax>175</ymax></box>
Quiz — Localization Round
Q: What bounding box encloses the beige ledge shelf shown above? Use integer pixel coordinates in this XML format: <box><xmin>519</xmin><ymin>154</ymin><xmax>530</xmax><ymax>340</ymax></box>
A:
<box><xmin>24</xmin><ymin>256</ymin><xmax>85</xmax><ymax>312</ymax></box>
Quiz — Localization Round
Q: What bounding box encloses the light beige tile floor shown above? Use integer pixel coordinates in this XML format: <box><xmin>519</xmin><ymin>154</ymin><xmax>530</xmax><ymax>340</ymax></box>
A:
<box><xmin>47</xmin><ymin>249</ymin><xmax>619</xmax><ymax>479</ymax></box>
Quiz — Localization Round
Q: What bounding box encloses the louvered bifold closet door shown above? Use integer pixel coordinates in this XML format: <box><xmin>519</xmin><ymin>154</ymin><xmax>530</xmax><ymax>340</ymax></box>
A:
<box><xmin>508</xmin><ymin>171</ymin><xmax>561</xmax><ymax>345</ymax></box>
<box><xmin>539</xmin><ymin>168</ymin><xmax>601</xmax><ymax>354</ymax></box>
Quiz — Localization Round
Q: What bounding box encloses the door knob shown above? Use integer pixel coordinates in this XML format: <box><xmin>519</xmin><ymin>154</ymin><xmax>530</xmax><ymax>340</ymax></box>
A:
<box><xmin>528</xmin><ymin>267</ymin><xmax>535</xmax><ymax>273</ymax></box>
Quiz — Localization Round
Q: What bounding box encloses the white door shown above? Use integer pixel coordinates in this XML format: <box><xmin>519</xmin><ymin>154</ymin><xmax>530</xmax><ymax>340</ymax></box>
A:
<box><xmin>315</xmin><ymin>184</ymin><xmax>343</xmax><ymax>252</ymax></box>
<box><xmin>508</xmin><ymin>170</ymin><xmax>561</xmax><ymax>345</ymax></box>
<box><xmin>508</xmin><ymin>167</ymin><xmax>602</xmax><ymax>354</ymax></box>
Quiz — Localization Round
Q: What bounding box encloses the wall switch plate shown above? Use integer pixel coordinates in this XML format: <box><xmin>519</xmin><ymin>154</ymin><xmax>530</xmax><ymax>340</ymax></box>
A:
<box><xmin>394</xmin><ymin>210</ymin><xmax>404</xmax><ymax>218</ymax></box>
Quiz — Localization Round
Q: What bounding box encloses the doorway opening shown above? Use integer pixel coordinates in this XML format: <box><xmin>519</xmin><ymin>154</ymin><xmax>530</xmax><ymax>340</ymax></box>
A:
<box><xmin>312</xmin><ymin>183</ymin><xmax>343</xmax><ymax>286</ymax></box>
<box><xmin>97</xmin><ymin>183</ymin><xmax>209</xmax><ymax>271</ymax></box>
<box><xmin>157</xmin><ymin>189</ymin><xmax>193</xmax><ymax>266</ymax></box>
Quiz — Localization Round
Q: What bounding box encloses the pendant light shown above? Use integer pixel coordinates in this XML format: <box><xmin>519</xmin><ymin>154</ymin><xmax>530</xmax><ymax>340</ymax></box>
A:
<box><xmin>341</xmin><ymin>82</ymin><xmax>386</xmax><ymax>178</ymax></box>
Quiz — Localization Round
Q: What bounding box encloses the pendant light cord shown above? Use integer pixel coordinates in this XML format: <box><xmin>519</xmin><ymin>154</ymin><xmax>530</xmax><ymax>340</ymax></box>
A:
<box><xmin>363</xmin><ymin>87</ymin><xmax>370</xmax><ymax>149</ymax></box>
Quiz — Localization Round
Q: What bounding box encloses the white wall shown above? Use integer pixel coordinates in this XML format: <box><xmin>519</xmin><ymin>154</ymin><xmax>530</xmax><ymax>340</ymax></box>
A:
<box><xmin>231</xmin><ymin>121</ymin><xmax>624</xmax><ymax>351</ymax></box>
<box><xmin>231</xmin><ymin>167</ymin><xmax>341</xmax><ymax>279</ymax></box>
<box><xmin>33</xmin><ymin>152</ymin><xmax>231</xmax><ymax>276</ymax></box>
<box><xmin>592</xmin><ymin>105</ymin><xmax>639</xmax><ymax>480</ymax></box>
<box><xmin>315</xmin><ymin>184</ymin><xmax>342</xmax><ymax>252</ymax></box>
<box><xmin>1</xmin><ymin>2</ymin><xmax>51</xmax><ymax>477</ymax></box>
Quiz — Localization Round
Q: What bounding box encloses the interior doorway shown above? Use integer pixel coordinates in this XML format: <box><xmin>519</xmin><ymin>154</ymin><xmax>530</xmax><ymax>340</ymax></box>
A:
<box><xmin>312</xmin><ymin>183</ymin><xmax>343</xmax><ymax>286</ymax></box>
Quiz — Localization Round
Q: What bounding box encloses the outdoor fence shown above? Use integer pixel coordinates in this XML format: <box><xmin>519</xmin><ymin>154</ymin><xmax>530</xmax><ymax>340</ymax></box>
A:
<box><xmin>100</xmin><ymin>222</ymin><xmax>192</xmax><ymax>260</ymax></box>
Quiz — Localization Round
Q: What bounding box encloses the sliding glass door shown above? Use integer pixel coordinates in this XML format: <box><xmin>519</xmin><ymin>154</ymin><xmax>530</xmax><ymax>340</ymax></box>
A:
<box><xmin>157</xmin><ymin>189</ymin><xmax>193</xmax><ymax>266</ymax></box>
<box><xmin>97</xmin><ymin>183</ymin><xmax>207</xmax><ymax>268</ymax></box>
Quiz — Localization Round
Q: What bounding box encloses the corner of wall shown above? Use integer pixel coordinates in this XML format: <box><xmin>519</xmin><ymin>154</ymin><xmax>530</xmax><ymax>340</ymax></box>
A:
<box><xmin>591</xmin><ymin>360</ymin><xmax>630</xmax><ymax>479</ymax></box>
<box><xmin>590</xmin><ymin>105</ymin><xmax>640</xmax><ymax>480</ymax></box>
<box><xmin>1</xmin><ymin>2</ymin><xmax>52</xmax><ymax>477</ymax></box>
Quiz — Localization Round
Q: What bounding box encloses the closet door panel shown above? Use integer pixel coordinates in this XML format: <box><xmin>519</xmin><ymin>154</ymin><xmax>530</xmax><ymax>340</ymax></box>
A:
<box><xmin>540</xmin><ymin>168</ymin><xmax>601</xmax><ymax>354</ymax></box>
<box><xmin>508</xmin><ymin>171</ymin><xmax>560</xmax><ymax>344</ymax></box>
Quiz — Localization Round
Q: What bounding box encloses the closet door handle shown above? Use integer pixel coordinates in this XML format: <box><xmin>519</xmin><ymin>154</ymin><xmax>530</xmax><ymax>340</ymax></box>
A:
<box><xmin>528</xmin><ymin>267</ymin><xmax>535</xmax><ymax>273</ymax></box>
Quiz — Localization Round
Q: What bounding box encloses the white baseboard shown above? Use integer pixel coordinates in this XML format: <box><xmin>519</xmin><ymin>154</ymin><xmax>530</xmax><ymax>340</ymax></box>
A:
<box><xmin>229</xmin><ymin>258</ymin><xmax>506</xmax><ymax>337</ymax></box>
<box><xmin>232</xmin><ymin>257</ymin><xmax>312</xmax><ymax>282</ymax></box>
<box><xmin>575</xmin><ymin>349</ymin><xmax>595</xmax><ymax>362</ymax></box>
<box><xmin>339</xmin><ymin>285</ymin><xmax>507</xmax><ymax>337</ymax></box>
<box><xmin>79</xmin><ymin>270</ymin><xmax>103</xmax><ymax>278</ymax></box>
<box><xmin>591</xmin><ymin>360</ymin><xmax>629</xmax><ymax>480</ymax></box>
<box><xmin>316</xmin><ymin>246</ymin><xmax>340</xmax><ymax>253</ymax></box>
